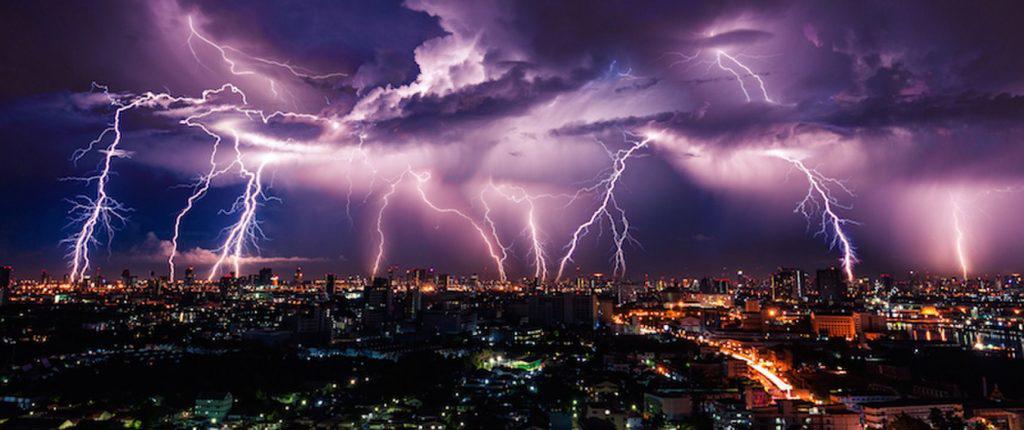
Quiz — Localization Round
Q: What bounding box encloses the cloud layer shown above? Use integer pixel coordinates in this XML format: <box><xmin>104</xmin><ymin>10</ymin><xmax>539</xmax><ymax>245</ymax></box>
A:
<box><xmin>2</xmin><ymin>0</ymin><xmax>1024</xmax><ymax>279</ymax></box>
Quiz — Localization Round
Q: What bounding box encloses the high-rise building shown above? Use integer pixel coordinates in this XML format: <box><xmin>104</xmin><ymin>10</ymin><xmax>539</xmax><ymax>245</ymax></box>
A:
<box><xmin>772</xmin><ymin>268</ymin><xmax>808</xmax><ymax>302</ymax></box>
<box><xmin>406</xmin><ymin>285</ymin><xmax>422</xmax><ymax>320</ymax></box>
<box><xmin>0</xmin><ymin>266</ymin><xmax>11</xmax><ymax>306</ymax></box>
<box><xmin>219</xmin><ymin>272</ymin><xmax>237</xmax><ymax>296</ymax></box>
<box><xmin>294</xmin><ymin>267</ymin><xmax>303</xmax><ymax>285</ymax></box>
<box><xmin>410</xmin><ymin>268</ymin><xmax>429</xmax><ymax>285</ymax></box>
<box><xmin>325</xmin><ymin>273</ymin><xmax>336</xmax><ymax>297</ymax></box>
<box><xmin>257</xmin><ymin>267</ymin><xmax>273</xmax><ymax>286</ymax></box>
<box><xmin>363</xmin><ymin>277</ymin><xmax>394</xmax><ymax>333</ymax></box>
<box><xmin>185</xmin><ymin>266</ymin><xmax>196</xmax><ymax>286</ymax></box>
<box><xmin>438</xmin><ymin>273</ymin><xmax>452</xmax><ymax>291</ymax></box>
<box><xmin>121</xmin><ymin>269</ymin><xmax>132</xmax><ymax>287</ymax></box>
<box><xmin>815</xmin><ymin>266</ymin><xmax>846</xmax><ymax>302</ymax></box>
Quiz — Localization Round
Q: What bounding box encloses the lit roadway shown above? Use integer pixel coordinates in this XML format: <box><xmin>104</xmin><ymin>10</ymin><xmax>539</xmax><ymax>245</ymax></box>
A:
<box><xmin>682</xmin><ymin>333</ymin><xmax>797</xmax><ymax>399</ymax></box>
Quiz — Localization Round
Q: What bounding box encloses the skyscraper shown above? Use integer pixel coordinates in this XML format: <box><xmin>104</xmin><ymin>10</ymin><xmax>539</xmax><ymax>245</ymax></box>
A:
<box><xmin>325</xmin><ymin>273</ymin><xmax>336</xmax><ymax>297</ymax></box>
<box><xmin>363</xmin><ymin>277</ymin><xmax>394</xmax><ymax>333</ymax></box>
<box><xmin>257</xmin><ymin>267</ymin><xmax>273</xmax><ymax>286</ymax></box>
<box><xmin>772</xmin><ymin>267</ymin><xmax>808</xmax><ymax>302</ymax></box>
<box><xmin>0</xmin><ymin>266</ymin><xmax>11</xmax><ymax>306</ymax></box>
<box><xmin>121</xmin><ymin>269</ymin><xmax>132</xmax><ymax>287</ymax></box>
<box><xmin>815</xmin><ymin>266</ymin><xmax>846</xmax><ymax>302</ymax></box>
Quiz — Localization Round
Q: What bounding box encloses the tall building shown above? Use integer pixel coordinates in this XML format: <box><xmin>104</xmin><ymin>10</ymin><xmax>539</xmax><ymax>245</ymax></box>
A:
<box><xmin>0</xmin><ymin>266</ymin><xmax>11</xmax><ymax>306</ymax></box>
<box><xmin>438</xmin><ymin>273</ymin><xmax>452</xmax><ymax>291</ymax></box>
<box><xmin>325</xmin><ymin>273</ymin><xmax>336</xmax><ymax>297</ymax></box>
<box><xmin>410</xmin><ymin>268</ymin><xmax>429</xmax><ymax>285</ymax></box>
<box><xmin>406</xmin><ymin>285</ymin><xmax>423</xmax><ymax>320</ymax></box>
<box><xmin>121</xmin><ymin>269</ymin><xmax>132</xmax><ymax>287</ymax></box>
<box><xmin>219</xmin><ymin>272</ymin><xmax>237</xmax><ymax>296</ymax></box>
<box><xmin>294</xmin><ymin>267</ymin><xmax>303</xmax><ymax>285</ymax></box>
<box><xmin>772</xmin><ymin>268</ymin><xmax>808</xmax><ymax>302</ymax></box>
<box><xmin>185</xmin><ymin>266</ymin><xmax>196</xmax><ymax>286</ymax></box>
<box><xmin>363</xmin><ymin>277</ymin><xmax>394</xmax><ymax>333</ymax></box>
<box><xmin>815</xmin><ymin>266</ymin><xmax>846</xmax><ymax>302</ymax></box>
<box><xmin>257</xmin><ymin>267</ymin><xmax>273</xmax><ymax>286</ymax></box>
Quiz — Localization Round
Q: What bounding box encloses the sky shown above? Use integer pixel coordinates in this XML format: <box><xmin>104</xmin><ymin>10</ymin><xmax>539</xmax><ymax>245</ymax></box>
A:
<box><xmin>1</xmin><ymin>0</ymin><xmax>1024</xmax><ymax>282</ymax></box>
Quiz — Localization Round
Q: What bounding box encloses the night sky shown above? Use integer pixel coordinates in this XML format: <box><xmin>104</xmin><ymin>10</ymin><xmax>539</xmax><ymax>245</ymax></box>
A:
<box><xmin>2</xmin><ymin>0</ymin><xmax>1024</xmax><ymax>281</ymax></box>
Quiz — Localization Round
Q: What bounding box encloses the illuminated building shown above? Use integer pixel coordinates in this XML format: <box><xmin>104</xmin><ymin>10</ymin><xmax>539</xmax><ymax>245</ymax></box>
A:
<box><xmin>772</xmin><ymin>268</ymin><xmax>808</xmax><ymax>302</ymax></box>
<box><xmin>861</xmin><ymin>400</ymin><xmax>962</xmax><ymax>429</ymax></box>
<box><xmin>810</xmin><ymin>311</ymin><xmax>860</xmax><ymax>340</ymax></box>
<box><xmin>363</xmin><ymin>277</ymin><xmax>394</xmax><ymax>333</ymax></box>
<box><xmin>194</xmin><ymin>392</ymin><xmax>233</xmax><ymax>423</ymax></box>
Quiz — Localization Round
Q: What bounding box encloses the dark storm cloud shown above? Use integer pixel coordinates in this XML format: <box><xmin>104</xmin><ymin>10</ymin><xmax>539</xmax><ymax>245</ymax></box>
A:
<box><xmin>180</xmin><ymin>0</ymin><xmax>446</xmax><ymax>89</ymax></box>
<box><xmin>494</xmin><ymin>0</ymin><xmax>785</xmax><ymax>69</ymax></box>
<box><xmin>5</xmin><ymin>0</ymin><xmax>1024</xmax><ymax>278</ymax></box>
<box><xmin>371</xmin><ymin>65</ymin><xmax>601</xmax><ymax>136</ymax></box>
<box><xmin>819</xmin><ymin>92</ymin><xmax>1024</xmax><ymax>129</ymax></box>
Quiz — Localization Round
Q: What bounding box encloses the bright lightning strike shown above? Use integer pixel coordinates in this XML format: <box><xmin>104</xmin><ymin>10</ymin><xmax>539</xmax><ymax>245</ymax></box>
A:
<box><xmin>715</xmin><ymin>50</ymin><xmax>774</xmax><ymax>103</ymax></box>
<box><xmin>479</xmin><ymin>188</ymin><xmax>512</xmax><ymax>275</ymax></box>
<box><xmin>64</xmin><ymin>84</ymin><xmax>227</xmax><ymax>283</ymax></box>
<box><xmin>483</xmin><ymin>183</ymin><xmax>550</xmax><ymax>281</ymax></box>
<box><xmin>186</xmin><ymin>15</ymin><xmax>345</xmax><ymax>101</ymax></box>
<box><xmin>67</xmin><ymin>17</ymin><xmax>355</xmax><ymax>283</ymax></box>
<box><xmin>768</xmin><ymin>152</ymin><xmax>859</xmax><ymax>282</ymax></box>
<box><xmin>950</xmin><ymin>194</ymin><xmax>969</xmax><ymax>280</ymax></box>
<box><xmin>555</xmin><ymin>132</ymin><xmax>653</xmax><ymax>282</ymax></box>
<box><xmin>370</xmin><ymin>170</ymin><xmax>509</xmax><ymax>282</ymax></box>
<box><xmin>207</xmin><ymin>146</ymin><xmax>276</xmax><ymax>281</ymax></box>
<box><xmin>63</xmin><ymin>94</ymin><xmax>137</xmax><ymax>283</ymax></box>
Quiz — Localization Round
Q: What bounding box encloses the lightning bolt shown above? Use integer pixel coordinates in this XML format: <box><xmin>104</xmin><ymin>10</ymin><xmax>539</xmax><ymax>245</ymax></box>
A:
<box><xmin>343</xmin><ymin>132</ymin><xmax>379</xmax><ymax>227</ymax></box>
<box><xmin>207</xmin><ymin>142</ymin><xmax>275</xmax><ymax>281</ymax></box>
<box><xmin>370</xmin><ymin>169</ymin><xmax>508</xmax><ymax>282</ymax></box>
<box><xmin>410</xmin><ymin>171</ymin><xmax>507</xmax><ymax>282</ymax></box>
<box><xmin>768</xmin><ymin>152</ymin><xmax>859</xmax><ymax>282</ymax></box>
<box><xmin>67</xmin><ymin>16</ymin><xmax>360</xmax><ymax>283</ymax></box>
<box><xmin>479</xmin><ymin>188</ymin><xmax>512</xmax><ymax>273</ymax></box>
<box><xmin>64</xmin><ymin>93</ymin><xmax>137</xmax><ymax>283</ymax></box>
<box><xmin>950</xmin><ymin>194</ymin><xmax>969</xmax><ymax>280</ymax></box>
<box><xmin>555</xmin><ymin>132</ymin><xmax>653</xmax><ymax>282</ymax></box>
<box><xmin>65</xmin><ymin>84</ymin><xmax>246</xmax><ymax>283</ymax></box>
<box><xmin>370</xmin><ymin>171</ymin><xmax>405</xmax><ymax>279</ymax></box>
<box><xmin>715</xmin><ymin>50</ymin><xmax>774</xmax><ymax>103</ymax></box>
<box><xmin>482</xmin><ymin>183</ymin><xmax>549</xmax><ymax>281</ymax></box>
<box><xmin>666</xmin><ymin>49</ymin><xmax>774</xmax><ymax>103</ymax></box>
<box><xmin>186</xmin><ymin>15</ymin><xmax>345</xmax><ymax>102</ymax></box>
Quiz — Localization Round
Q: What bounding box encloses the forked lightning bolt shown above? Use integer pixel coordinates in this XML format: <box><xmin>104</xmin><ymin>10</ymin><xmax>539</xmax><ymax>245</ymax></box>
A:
<box><xmin>715</xmin><ymin>50</ymin><xmax>774</xmax><ymax>103</ymax></box>
<box><xmin>482</xmin><ymin>183</ymin><xmax>549</xmax><ymax>281</ymax></box>
<box><xmin>66</xmin><ymin>85</ymin><xmax>244</xmax><ymax>283</ymax></box>
<box><xmin>667</xmin><ymin>49</ymin><xmax>774</xmax><ymax>103</ymax></box>
<box><xmin>186</xmin><ymin>16</ymin><xmax>345</xmax><ymax>87</ymax></box>
<box><xmin>371</xmin><ymin>169</ymin><xmax>508</xmax><ymax>282</ymax></box>
<box><xmin>207</xmin><ymin>147</ymin><xmax>274</xmax><ymax>281</ymax></box>
<box><xmin>555</xmin><ymin>133</ymin><xmax>653</xmax><ymax>282</ymax></box>
<box><xmin>768</xmin><ymin>152</ymin><xmax>859</xmax><ymax>282</ymax></box>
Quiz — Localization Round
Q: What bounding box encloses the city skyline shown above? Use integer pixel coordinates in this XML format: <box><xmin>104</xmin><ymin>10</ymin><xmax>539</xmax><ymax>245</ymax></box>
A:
<box><xmin>4</xmin><ymin>1</ymin><xmax>1024</xmax><ymax>280</ymax></box>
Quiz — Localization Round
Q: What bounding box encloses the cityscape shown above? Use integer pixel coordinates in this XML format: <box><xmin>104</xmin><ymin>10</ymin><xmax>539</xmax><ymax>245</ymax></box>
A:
<box><xmin>3</xmin><ymin>1</ymin><xmax>1024</xmax><ymax>429</ymax></box>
